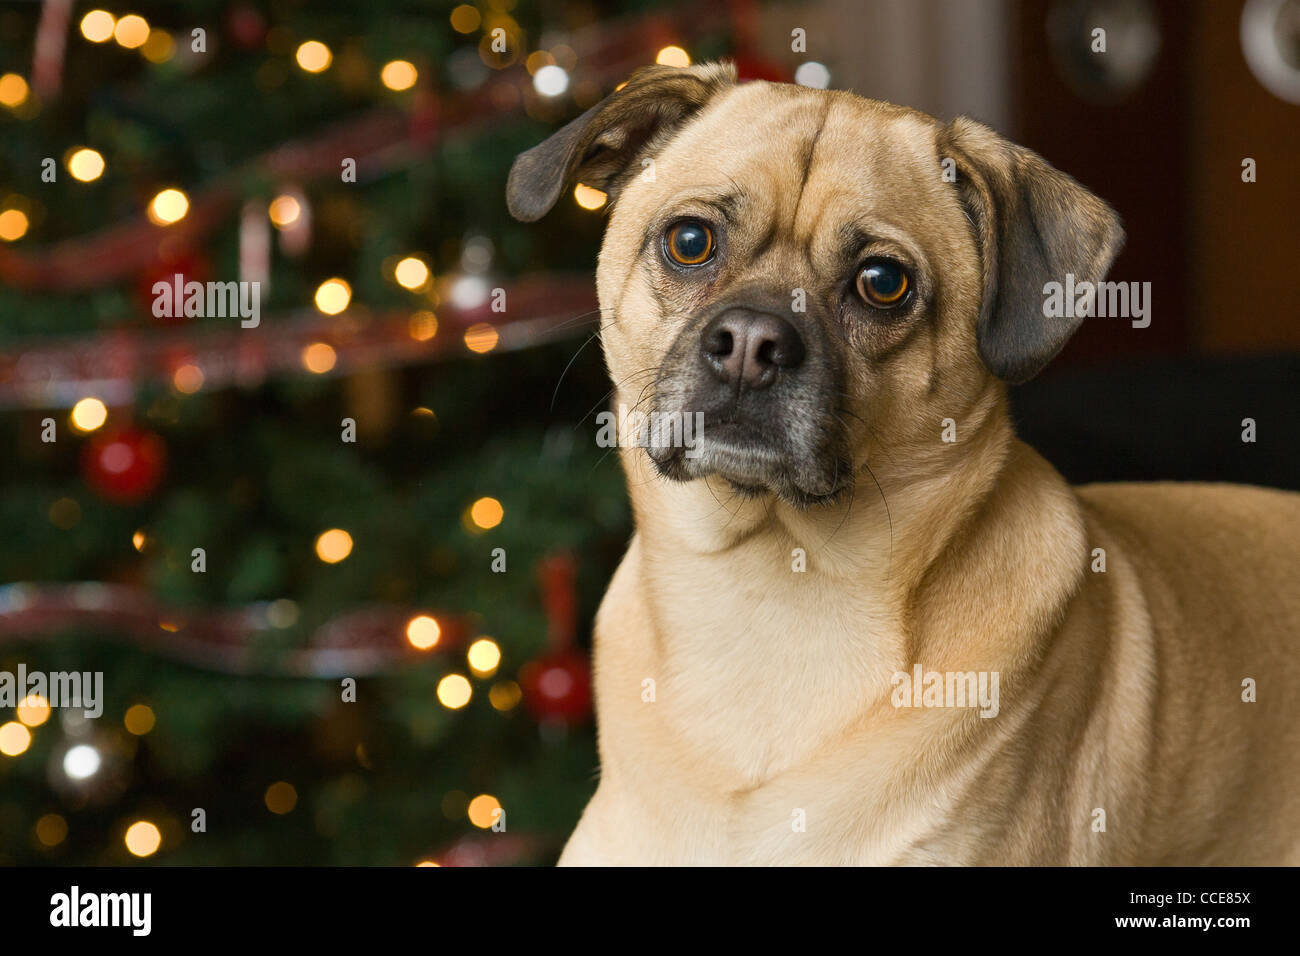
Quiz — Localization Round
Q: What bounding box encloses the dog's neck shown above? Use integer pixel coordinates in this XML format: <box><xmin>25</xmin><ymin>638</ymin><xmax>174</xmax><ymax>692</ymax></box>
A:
<box><xmin>615</xmin><ymin>384</ymin><xmax>1088</xmax><ymax>783</ymax></box>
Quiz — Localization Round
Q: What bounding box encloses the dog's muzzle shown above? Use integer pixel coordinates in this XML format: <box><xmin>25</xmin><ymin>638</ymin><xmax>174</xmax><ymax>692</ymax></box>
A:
<box><xmin>645</xmin><ymin>297</ymin><xmax>850</xmax><ymax>507</ymax></box>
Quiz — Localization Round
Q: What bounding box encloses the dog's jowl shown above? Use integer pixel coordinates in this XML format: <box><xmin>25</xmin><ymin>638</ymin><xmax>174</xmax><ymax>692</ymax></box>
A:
<box><xmin>508</xmin><ymin>63</ymin><xmax>1300</xmax><ymax>865</ymax></box>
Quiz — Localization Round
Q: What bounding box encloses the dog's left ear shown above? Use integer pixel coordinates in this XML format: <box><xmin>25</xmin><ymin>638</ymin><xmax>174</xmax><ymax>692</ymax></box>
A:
<box><xmin>939</xmin><ymin>117</ymin><xmax>1125</xmax><ymax>384</ymax></box>
<box><xmin>506</xmin><ymin>62</ymin><xmax>736</xmax><ymax>222</ymax></box>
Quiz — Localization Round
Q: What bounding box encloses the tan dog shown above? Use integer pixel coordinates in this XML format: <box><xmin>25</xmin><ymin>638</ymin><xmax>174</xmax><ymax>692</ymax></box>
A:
<box><xmin>507</xmin><ymin>63</ymin><xmax>1300</xmax><ymax>865</ymax></box>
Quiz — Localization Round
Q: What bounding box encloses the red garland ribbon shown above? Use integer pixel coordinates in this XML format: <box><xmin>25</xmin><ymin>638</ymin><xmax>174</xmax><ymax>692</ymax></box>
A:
<box><xmin>0</xmin><ymin>275</ymin><xmax>598</xmax><ymax>408</ymax></box>
<box><xmin>0</xmin><ymin>581</ymin><xmax>471</xmax><ymax>677</ymax></box>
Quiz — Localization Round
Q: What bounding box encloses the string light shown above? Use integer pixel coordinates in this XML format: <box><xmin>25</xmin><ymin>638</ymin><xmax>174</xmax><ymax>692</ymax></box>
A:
<box><xmin>463</xmin><ymin>322</ymin><xmax>499</xmax><ymax>354</ymax></box>
<box><xmin>574</xmin><ymin>183</ymin><xmax>607</xmax><ymax>210</ymax></box>
<box><xmin>313</xmin><ymin>278</ymin><xmax>351</xmax><ymax>315</ymax></box>
<box><xmin>148</xmin><ymin>188</ymin><xmax>189</xmax><ymax>225</ymax></box>
<box><xmin>467</xmin><ymin>794</ymin><xmax>501</xmax><ymax>828</ymax></box>
<box><xmin>795</xmin><ymin>62</ymin><xmax>831</xmax><ymax>89</ymax></box>
<box><xmin>266</xmin><ymin>599</ymin><xmax>299</xmax><ymax>628</ymax></box>
<box><xmin>0</xmin><ymin>209</ymin><xmax>28</xmax><ymax>241</ymax></box>
<box><xmin>461</xmin><ymin>235</ymin><xmax>494</xmax><ymax>273</ymax></box>
<box><xmin>268</xmin><ymin>194</ymin><xmax>300</xmax><ymax>227</ymax></box>
<box><xmin>656</xmin><ymin>45</ymin><xmax>691</xmax><ymax>68</ymax></box>
<box><xmin>265</xmin><ymin>781</ymin><xmax>298</xmax><ymax>814</ymax></box>
<box><xmin>300</xmin><ymin>342</ymin><xmax>337</xmax><ymax>373</ymax></box>
<box><xmin>450</xmin><ymin>4</ymin><xmax>481</xmax><ymax>33</ymax></box>
<box><xmin>394</xmin><ymin>256</ymin><xmax>430</xmax><ymax>290</ymax></box>
<box><xmin>295</xmin><ymin>40</ymin><xmax>332</xmax><ymax>73</ymax></box>
<box><xmin>172</xmin><ymin>363</ymin><xmax>204</xmax><ymax>393</ymax></box>
<box><xmin>315</xmin><ymin>529</ymin><xmax>353</xmax><ymax>563</ymax></box>
<box><xmin>70</xmin><ymin>397</ymin><xmax>108</xmax><ymax>432</ymax></box>
<box><xmin>468</xmin><ymin>496</ymin><xmax>504</xmax><ymax>530</ymax></box>
<box><xmin>489</xmin><ymin>680</ymin><xmax>522</xmax><ymax>711</ymax></box>
<box><xmin>17</xmin><ymin>694</ymin><xmax>51</xmax><ymax>727</ymax></box>
<box><xmin>67</xmin><ymin>147</ymin><xmax>105</xmax><ymax>182</ymax></box>
<box><xmin>380</xmin><ymin>60</ymin><xmax>418</xmax><ymax>91</ymax></box>
<box><xmin>35</xmin><ymin>814</ymin><xmax>67</xmax><ymax>847</ymax></box>
<box><xmin>124</xmin><ymin>704</ymin><xmax>156</xmax><ymax>735</ymax></box>
<box><xmin>112</xmin><ymin>14</ymin><xmax>150</xmax><ymax>49</ymax></box>
<box><xmin>406</xmin><ymin>615</ymin><xmax>441</xmax><ymax>650</ymax></box>
<box><xmin>449</xmin><ymin>274</ymin><xmax>490</xmax><ymax>310</ymax></box>
<box><xmin>124</xmin><ymin>821</ymin><xmax>161</xmax><ymax>857</ymax></box>
<box><xmin>63</xmin><ymin>743</ymin><xmax>101</xmax><ymax>779</ymax></box>
<box><xmin>0</xmin><ymin>722</ymin><xmax>31</xmax><ymax>756</ymax></box>
<box><xmin>0</xmin><ymin>73</ymin><xmax>29</xmax><ymax>108</ymax></box>
<box><xmin>80</xmin><ymin>10</ymin><xmax>116</xmax><ymax>43</ymax></box>
<box><xmin>467</xmin><ymin>638</ymin><xmax>501</xmax><ymax>677</ymax></box>
<box><xmin>437</xmin><ymin>674</ymin><xmax>472</xmax><ymax>709</ymax></box>
<box><xmin>408</xmin><ymin>310</ymin><xmax>438</xmax><ymax>342</ymax></box>
<box><xmin>132</xmin><ymin>529</ymin><xmax>148</xmax><ymax>551</ymax></box>
<box><xmin>141</xmin><ymin>29</ymin><xmax>174</xmax><ymax>64</ymax></box>
<box><xmin>533</xmin><ymin>64</ymin><xmax>569</xmax><ymax>97</ymax></box>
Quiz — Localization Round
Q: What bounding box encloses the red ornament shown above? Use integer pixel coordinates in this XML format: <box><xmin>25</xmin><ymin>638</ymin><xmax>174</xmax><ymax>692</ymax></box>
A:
<box><xmin>520</xmin><ymin>551</ymin><xmax>592</xmax><ymax>723</ymax></box>
<box><xmin>82</xmin><ymin>428</ymin><xmax>166</xmax><ymax>503</ymax></box>
<box><xmin>519</xmin><ymin>650</ymin><xmax>592</xmax><ymax>724</ymax></box>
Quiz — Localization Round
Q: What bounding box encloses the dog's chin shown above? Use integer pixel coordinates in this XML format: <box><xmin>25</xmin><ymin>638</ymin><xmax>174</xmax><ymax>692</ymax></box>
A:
<box><xmin>648</xmin><ymin>428</ymin><xmax>850</xmax><ymax>509</ymax></box>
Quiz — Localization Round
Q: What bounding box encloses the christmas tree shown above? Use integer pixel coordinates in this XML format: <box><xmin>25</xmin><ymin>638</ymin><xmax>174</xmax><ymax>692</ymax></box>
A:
<box><xmin>0</xmin><ymin>0</ymin><xmax>757</xmax><ymax>865</ymax></box>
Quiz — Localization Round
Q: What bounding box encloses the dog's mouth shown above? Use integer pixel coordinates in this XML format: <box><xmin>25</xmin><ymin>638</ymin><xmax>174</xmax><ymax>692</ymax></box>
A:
<box><xmin>640</xmin><ymin>303</ymin><xmax>851</xmax><ymax>508</ymax></box>
<box><xmin>645</xmin><ymin>412</ymin><xmax>852</xmax><ymax>508</ymax></box>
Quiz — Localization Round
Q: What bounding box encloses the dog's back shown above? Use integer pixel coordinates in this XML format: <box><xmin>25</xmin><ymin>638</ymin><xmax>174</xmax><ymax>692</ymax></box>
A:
<box><xmin>1076</xmin><ymin>482</ymin><xmax>1300</xmax><ymax>863</ymax></box>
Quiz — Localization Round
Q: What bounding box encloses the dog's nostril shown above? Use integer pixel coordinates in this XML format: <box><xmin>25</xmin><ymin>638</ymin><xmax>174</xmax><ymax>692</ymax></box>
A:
<box><xmin>703</xmin><ymin>328</ymin><xmax>734</xmax><ymax>358</ymax></box>
<box><xmin>699</xmin><ymin>309</ymin><xmax>805</xmax><ymax>390</ymax></box>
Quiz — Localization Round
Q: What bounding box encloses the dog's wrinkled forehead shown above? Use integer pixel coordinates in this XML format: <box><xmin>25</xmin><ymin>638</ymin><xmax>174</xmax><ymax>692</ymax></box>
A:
<box><xmin>606</xmin><ymin>82</ymin><xmax>956</xmax><ymax>268</ymax></box>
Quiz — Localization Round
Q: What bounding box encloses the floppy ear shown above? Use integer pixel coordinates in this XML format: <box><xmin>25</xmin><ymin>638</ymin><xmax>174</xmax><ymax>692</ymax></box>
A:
<box><xmin>506</xmin><ymin>62</ymin><xmax>736</xmax><ymax>222</ymax></box>
<box><xmin>939</xmin><ymin>117</ymin><xmax>1124</xmax><ymax>383</ymax></box>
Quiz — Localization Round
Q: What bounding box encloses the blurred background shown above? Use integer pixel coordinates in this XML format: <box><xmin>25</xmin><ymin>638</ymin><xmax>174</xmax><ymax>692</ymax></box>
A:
<box><xmin>0</xmin><ymin>0</ymin><xmax>1296</xmax><ymax>865</ymax></box>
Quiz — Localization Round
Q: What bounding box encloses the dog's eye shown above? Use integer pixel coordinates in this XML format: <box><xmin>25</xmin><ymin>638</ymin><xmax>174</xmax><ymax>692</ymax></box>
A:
<box><xmin>664</xmin><ymin>221</ymin><xmax>714</xmax><ymax>266</ymax></box>
<box><xmin>856</xmin><ymin>259</ymin><xmax>911</xmax><ymax>308</ymax></box>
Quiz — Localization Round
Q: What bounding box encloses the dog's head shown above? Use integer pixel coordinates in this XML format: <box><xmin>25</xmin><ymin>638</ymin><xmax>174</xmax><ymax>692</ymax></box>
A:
<box><xmin>508</xmin><ymin>63</ymin><xmax>1122</xmax><ymax>508</ymax></box>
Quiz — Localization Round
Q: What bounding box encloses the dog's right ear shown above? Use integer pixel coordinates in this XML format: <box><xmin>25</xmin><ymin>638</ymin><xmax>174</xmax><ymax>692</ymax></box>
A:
<box><xmin>506</xmin><ymin>62</ymin><xmax>736</xmax><ymax>222</ymax></box>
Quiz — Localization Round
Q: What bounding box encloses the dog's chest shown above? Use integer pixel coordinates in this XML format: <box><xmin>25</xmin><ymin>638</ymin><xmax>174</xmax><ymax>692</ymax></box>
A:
<box><xmin>636</xmin><ymin>541</ymin><xmax>905</xmax><ymax>785</ymax></box>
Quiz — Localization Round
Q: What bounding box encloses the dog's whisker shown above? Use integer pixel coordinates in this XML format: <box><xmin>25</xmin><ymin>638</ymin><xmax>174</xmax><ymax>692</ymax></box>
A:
<box><xmin>550</xmin><ymin>327</ymin><xmax>602</xmax><ymax>412</ymax></box>
<box><xmin>573</xmin><ymin>365</ymin><xmax>661</xmax><ymax>430</ymax></box>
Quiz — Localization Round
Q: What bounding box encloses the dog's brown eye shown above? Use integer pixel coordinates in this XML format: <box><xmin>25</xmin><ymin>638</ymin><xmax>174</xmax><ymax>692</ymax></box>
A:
<box><xmin>856</xmin><ymin>259</ymin><xmax>910</xmax><ymax>308</ymax></box>
<box><xmin>665</xmin><ymin>221</ymin><xmax>714</xmax><ymax>266</ymax></box>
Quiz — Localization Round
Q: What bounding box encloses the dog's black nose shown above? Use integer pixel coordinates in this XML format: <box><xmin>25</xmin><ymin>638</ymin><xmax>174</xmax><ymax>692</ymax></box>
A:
<box><xmin>700</xmin><ymin>309</ymin><xmax>805</xmax><ymax>390</ymax></box>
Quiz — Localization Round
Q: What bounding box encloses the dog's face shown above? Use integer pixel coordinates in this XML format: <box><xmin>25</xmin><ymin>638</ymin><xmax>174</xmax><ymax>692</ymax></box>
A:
<box><xmin>509</xmin><ymin>64</ymin><xmax>1123</xmax><ymax>508</ymax></box>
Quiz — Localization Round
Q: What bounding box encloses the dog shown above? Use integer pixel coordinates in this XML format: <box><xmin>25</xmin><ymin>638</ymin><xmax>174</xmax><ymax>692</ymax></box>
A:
<box><xmin>507</xmin><ymin>62</ymin><xmax>1300</xmax><ymax>865</ymax></box>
